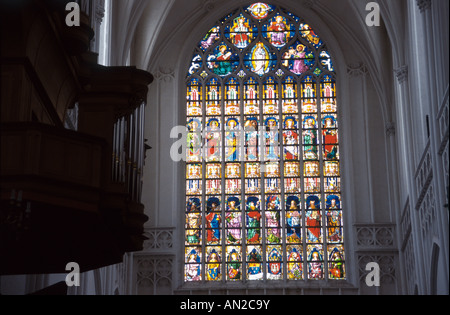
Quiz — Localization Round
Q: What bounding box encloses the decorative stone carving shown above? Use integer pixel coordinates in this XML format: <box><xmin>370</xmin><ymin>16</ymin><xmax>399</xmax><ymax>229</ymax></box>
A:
<box><xmin>142</xmin><ymin>228</ymin><xmax>174</xmax><ymax>252</ymax></box>
<box><xmin>301</xmin><ymin>0</ymin><xmax>316</xmax><ymax>9</ymax></box>
<box><xmin>155</xmin><ymin>67</ymin><xmax>175</xmax><ymax>83</ymax></box>
<box><xmin>356</xmin><ymin>225</ymin><xmax>395</xmax><ymax>248</ymax></box>
<box><xmin>399</xmin><ymin>199</ymin><xmax>416</xmax><ymax>294</ymax></box>
<box><xmin>438</xmin><ymin>93</ymin><xmax>449</xmax><ymax>155</ymax></box>
<box><xmin>394</xmin><ymin>65</ymin><xmax>408</xmax><ymax>84</ymax></box>
<box><xmin>358</xmin><ymin>254</ymin><xmax>397</xmax><ymax>285</ymax></box>
<box><xmin>417</xmin><ymin>0</ymin><xmax>432</xmax><ymax>13</ymax></box>
<box><xmin>441</xmin><ymin>143</ymin><xmax>449</xmax><ymax>197</ymax></box>
<box><xmin>385</xmin><ymin>122</ymin><xmax>396</xmax><ymax>137</ymax></box>
<box><xmin>136</xmin><ymin>255</ymin><xmax>173</xmax><ymax>295</ymax></box>
<box><xmin>95</xmin><ymin>0</ymin><xmax>106</xmax><ymax>24</ymax></box>
<box><xmin>347</xmin><ymin>63</ymin><xmax>368</xmax><ymax>77</ymax></box>
<box><xmin>418</xmin><ymin>184</ymin><xmax>436</xmax><ymax>236</ymax></box>
<box><xmin>202</xmin><ymin>0</ymin><xmax>216</xmax><ymax>12</ymax></box>
<box><xmin>400</xmin><ymin>199</ymin><xmax>412</xmax><ymax>248</ymax></box>
<box><xmin>415</xmin><ymin>142</ymin><xmax>433</xmax><ymax>210</ymax></box>
<box><xmin>402</xmin><ymin>237</ymin><xmax>416</xmax><ymax>294</ymax></box>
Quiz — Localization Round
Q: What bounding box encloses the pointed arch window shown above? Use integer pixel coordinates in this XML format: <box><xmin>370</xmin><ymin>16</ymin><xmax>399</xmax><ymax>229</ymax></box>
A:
<box><xmin>185</xmin><ymin>2</ymin><xmax>344</xmax><ymax>283</ymax></box>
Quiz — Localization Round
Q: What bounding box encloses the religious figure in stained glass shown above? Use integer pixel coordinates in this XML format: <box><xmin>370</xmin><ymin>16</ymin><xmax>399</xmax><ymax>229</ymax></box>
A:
<box><xmin>303</xmin><ymin>130</ymin><xmax>318</xmax><ymax>160</ymax></box>
<box><xmin>328</xmin><ymin>247</ymin><xmax>345</xmax><ymax>279</ymax></box>
<box><xmin>265</xmin><ymin>196</ymin><xmax>281</xmax><ymax>243</ymax></box>
<box><xmin>326</xmin><ymin>195</ymin><xmax>341</xmax><ymax>209</ymax></box>
<box><xmin>205</xmin><ymin>119</ymin><xmax>221</xmax><ymax>161</ymax></box>
<box><xmin>323</xmin><ymin>133</ymin><xmax>338</xmax><ymax>160</ymax></box>
<box><xmin>246</xmin><ymin>197</ymin><xmax>262</xmax><ymax>244</ymax></box>
<box><xmin>185</xmin><ymin>249</ymin><xmax>202</xmax><ymax>281</ymax></box>
<box><xmin>306</xmin><ymin>195</ymin><xmax>322</xmax><ymax>243</ymax></box>
<box><xmin>249</xmin><ymin>42</ymin><xmax>270</xmax><ymax>76</ymax></box>
<box><xmin>287</xmin><ymin>247</ymin><xmax>303</xmax><ymax>280</ymax></box>
<box><xmin>225</xmin><ymin>118</ymin><xmax>240</xmax><ymax>162</ymax></box>
<box><xmin>186</xmin><ymin>198</ymin><xmax>201</xmax><ymax>245</ymax></box>
<box><xmin>206</xmin><ymin>198</ymin><xmax>222</xmax><ymax>244</ymax></box>
<box><xmin>286</xmin><ymin>196</ymin><xmax>302</xmax><ymax>243</ymax></box>
<box><xmin>308</xmin><ymin>248</ymin><xmax>324</xmax><ymax>279</ymax></box>
<box><xmin>208</xmin><ymin>45</ymin><xmax>238</xmax><ymax>76</ymax></box>
<box><xmin>227</xmin><ymin>249</ymin><xmax>242</xmax><ymax>280</ymax></box>
<box><xmin>283</xmin><ymin>117</ymin><xmax>299</xmax><ymax>160</ymax></box>
<box><xmin>327</xmin><ymin>210</ymin><xmax>343</xmax><ymax>243</ymax></box>
<box><xmin>265</xmin><ymin>117</ymin><xmax>279</xmax><ymax>160</ymax></box>
<box><xmin>200</xmin><ymin>26</ymin><xmax>220</xmax><ymax>51</ymax></box>
<box><xmin>229</xmin><ymin>16</ymin><xmax>253</xmax><ymax>49</ymax></box>
<box><xmin>226</xmin><ymin>197</ymin><xmax>242</xmax><ymax>244</ymax></box>
<box><xmin>216</xmin><ymin>45</ymin><xmax>233</xmax><ymax>75</ymax></box>
<box><xmin>267</xmin><ymin>16</ymin><xmax>288</xmax><ymax>47</ymax></box>
<box><xmin>245</xmin><ymin>118</ymin><xmax>259</xmax><ymax>161</ymax></box>
<box><xmin>300</xmin><ymin>23</ymin><xmax>322</xmax><ymax>48</ymax></box>
<box><xmin>283</xmin><ymin>44</ymin><xmax>312</xmax><ymax>75</ymax></box>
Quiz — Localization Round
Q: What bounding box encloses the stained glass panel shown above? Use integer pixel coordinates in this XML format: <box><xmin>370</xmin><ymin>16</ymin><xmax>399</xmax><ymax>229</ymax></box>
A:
<box><xmin>185</xmin><ymin>2</ymin><xmax>345</xmax><ymax>283</ymax></box>
<box><xmin>225</xmin><ymin>15</ymin><xmax>257</xmax><ymax>49</ymax></box>
<box><xmin>207</xmin><ymin>43</ymin><xmax>240</xmax><ymax>77</ymax></box>
<box><xmin>206</xmin><ymin>247</ymin><xmax>222</xmax><ymax>281</ymax></box>
<box><xmin>244</xmin><ymin>42</ymin><xmax>277</xmax><ymax>76</ymax></box>
<box><xmin>199</xmin><ymin>26</ymin><xmax>221</xmax><ymax>51</ymax></box>
<box><xmin>282</xmin><ymin>42</ymin><xmax>315</xmax><ymax>75</ymax></box>
<box><xmin>262</xmin><ymin>14</ymin><xmax>295</xmax><ymax>49</ymax></box>
<box><xmin>287</xmin><ymin>245</ymin><xmax>303</xmax><ymax>280</ymax></box>
<box><xmin>246</xmin><ymin>3</ymin><xmax>275</xmax><ymax>20</ymax></box>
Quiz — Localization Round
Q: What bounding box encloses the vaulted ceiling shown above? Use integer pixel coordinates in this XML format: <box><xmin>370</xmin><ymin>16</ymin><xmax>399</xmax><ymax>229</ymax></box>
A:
<box><xmin>108</xmin><ymin>0</ymin><xmax>409</xmax><ymax>124</ymax></box>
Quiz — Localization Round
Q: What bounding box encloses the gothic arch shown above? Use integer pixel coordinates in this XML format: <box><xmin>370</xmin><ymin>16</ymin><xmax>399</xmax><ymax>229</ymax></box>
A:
<box><xmin>430</xmin><ymin>242</ymin><xmax>440</xmax><ymax>295</ymax></box>
<box><xmin>135</xmin><ymin>0</ymin><xmax>397</xmax><ymax>292</ymax></box>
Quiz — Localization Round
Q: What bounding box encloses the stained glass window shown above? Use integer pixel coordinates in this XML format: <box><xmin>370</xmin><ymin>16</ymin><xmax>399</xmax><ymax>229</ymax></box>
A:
<box><xmin>185</xmin><ymin>3</ymin><xmax>345</xmax><ymax>282</ymax></box>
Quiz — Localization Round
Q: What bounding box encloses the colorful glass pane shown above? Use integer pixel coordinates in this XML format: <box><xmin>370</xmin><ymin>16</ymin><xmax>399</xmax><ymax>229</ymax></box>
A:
<box><xmin>185</xmin><ymin>3</ymin><xmax>344</xmax><ymax>282</ymax></box>
<box><xmin>246</xmin><ymin>2</ymin><xmax>274</xmax><ymax>20</ymax></box>
<box><xmin>225</xmin><ymin>15</ymin><xmax>257</xmax><ymax>49</ymax></box>
<box><xmin>188</xmin><ymin>53</ymin><xmax>202</xmax><ymax>75</ymax></box>
<box><xmin>247</xmin><ymin>246</ymin><xmax>263</xmax><ymax>280</ymax></box>
<box><xmin>267</xmin><ymin>246</ymin><xmax>283</xmax><ymax>279</ymax></box>
<box><xmin>206</xmin><ymin>247</ymin><xmax>222</xmax><ymax>281</ymax></box>
<box><xmin>287</xmin><ymin>245</ymin><xmax>303</xmax><ymax>280</ymax></box>
<box><xmin>282</xmin><ymin>42</ymin><xmax>315</xmax><ymax>75</ymax></box>
<box><xmin>299</xmin><ymin>23</ymin><xmax>323</xmax><ymax>48</ymax></box>
<box><xmin>199</xmin><ymin>26</ymin><xmax>221</xmax><ymax>51</ymax></box>
<box><xmin>262</xmin><ymin>14</ymin><xmax>295</xmax><ymax>48</ymax></box>
<box><xmin>244</xmin><ymin>42</ymin><xmax>277</xmax><ymax>76</ymax></box>
<box><xmin>185</xmin><ymin>247</ymin><xmax>202</xmax><ymax>281</ymax></box>
<box><xmin>207</xmin><ymin>43</ymin><xmax>239</xmax><ymax>77</ymax></box>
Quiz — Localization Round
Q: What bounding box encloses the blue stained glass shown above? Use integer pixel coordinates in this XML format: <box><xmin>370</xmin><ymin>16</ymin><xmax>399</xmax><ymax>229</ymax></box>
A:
<box><xmin>188</xmin><ymin>53</ymin><xmax>202</xmax><ymax>76</ymax></box>
<box><xmin>219</xmin><ymin>10</ymin><xmax>238</xmax><ymax>24</ymax></box>
<box><xmin>326</xmin><ymin>194</ymin><xmax>341</xmax><ymax>210</ymax></box>
<box><xmin>284</xmin><ymin>10</ymin><xmax>301</xmax><ymax>23</ymax></box>
<box><xmin>319</xmin><ymin>51</ymin><xmax>335</xmax><ymax>72</ymax></box>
